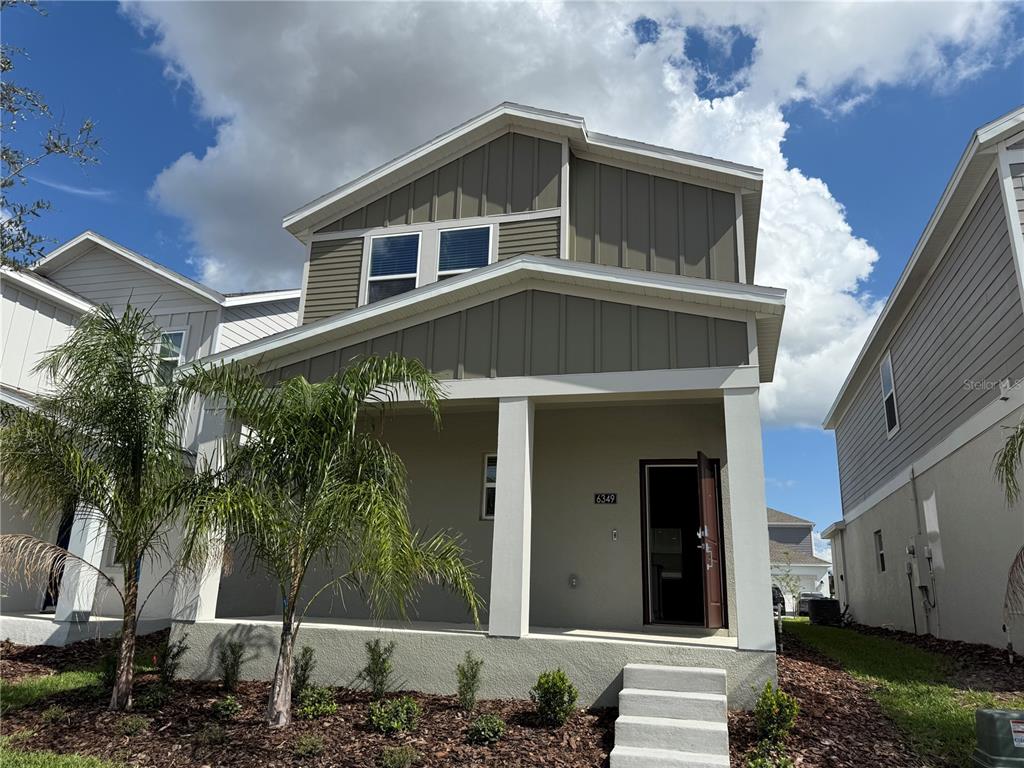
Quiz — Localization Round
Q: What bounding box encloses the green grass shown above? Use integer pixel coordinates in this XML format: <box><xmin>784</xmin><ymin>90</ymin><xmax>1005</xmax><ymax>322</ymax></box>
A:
<box><xmin>0</xmin><ymin>747</ymin><xmax>121</xmax><ymax>767</ymax></box>
<box><xmin>784</xmin><ymin>620</ymin><xmax>1024</xmax><ymax>766</ymax></box>
<box><xmin>0</xmin><ymin>670</ymin><xmax>102</xmax><ymax>713</ymax></box>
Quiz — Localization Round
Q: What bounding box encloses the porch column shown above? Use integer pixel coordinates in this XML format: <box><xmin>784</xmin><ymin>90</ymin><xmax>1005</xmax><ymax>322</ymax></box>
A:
<box><xmin>723</xmin><ymin>387</ymin><xmax>775</xmax><ymax>651</ymax></box>
<box><xmin>171</xmin><ymin>401</ymin><xmax>226</xmax><ymax>623</ymax></box>
<box><xmin>488</xmin><ymin>396</ymin><xmax>535</xmax><ymax>638</ymax></box>
<box><xmin>54</xmin><ymin>507</ymin><xmax>107</xmax><ymax>623</ymax></box>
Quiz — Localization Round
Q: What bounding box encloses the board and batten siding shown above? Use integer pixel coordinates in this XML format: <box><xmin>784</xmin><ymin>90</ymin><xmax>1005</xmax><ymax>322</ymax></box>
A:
<box><xmin>316</xmin><ymin>133</ymin><xmax>562</xmax><ymax>234</ymax></box>
<box><xmin>270</xmin><ymin>290</ymin><xmax>749</xmax><ymax>384</ymax></box>
<box><xmin>219</xmin><ymin>298</ymin><xmax>299</xmax><ymax>350</ymax></box>
<box><xmin>835</xmin><ymin>171</ymin><xmax>1024</xmax><ymax>509</ymax></box>
<box><xmin>497</xmin><ymin>217</ymin><xmax>560</xmax><ymax>260</ymax></box>
<box><xmin>302</xmin><ymin>238</ymin><xmax>363</xmax><ymax>324</ymax></box>
<box><xmin>569</xmin><ymin>156</ymin><xmax>739</xmax><ymax>282</ymax></box>
<box><xmin>1</xmin><ymin>282</ymin><xmax>80</xmax><ymax>397</ymax></box>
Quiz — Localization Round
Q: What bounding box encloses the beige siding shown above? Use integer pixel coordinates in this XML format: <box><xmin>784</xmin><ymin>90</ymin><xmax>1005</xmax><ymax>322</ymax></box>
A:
<box><xmin>317</xmin><ymin>133</ymin><xmax>563</xmax><ymax>234</ymax></box>
<box><xmin>1</xmin><ymin>282</ymin><xmax>80</xmax><ymax>397</ymax></box>
<box><xmin>269</xmin><ymin>290</ymin><xmax>749</xmax><ymax>383</ymax></box>
<box><xmin>569</xmin><ymin>156</ymin><xmax>738</xmax><ymax>282</ymax></box>
<box><xmin>497</xmin><ymin>217</ymin><xmax>560</xmax><ymax>260</ymax></box>
<box><xmin>302</xmin><ymin>238</ymin><xmax>363</xmax><ymax>324</ymax></box>
<box><xmin>219</xmin><ymin>298</ymin><xmax>299</xmax><ymax>350</ymax></box>
<box><xmin>835</xmin><ymin>171</ymin><xmax>1024</xmax><ymax>509</ymax></box>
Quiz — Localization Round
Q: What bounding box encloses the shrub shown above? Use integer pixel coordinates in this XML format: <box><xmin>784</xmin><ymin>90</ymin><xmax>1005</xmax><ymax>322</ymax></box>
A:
<box><xmin>40</xmin><ymin>704</ymin><xmax>68</xmax><ymax>725</ymax></box>
<box><xmin>116</xmin><ymin>714</ymin><xmax>149</xmax><ymax>736</ymax></box>
<box><xmin>358</xmin><ymin>639</ymin><xmax>396</xmax><ymax>700</ymax></box>
<box><xmin>295</xmin><ymin>685</ymin><xmax>338</xmax><ymax>719</ymax></box>
<box><xmin>211</xmin><ymin>694</ymin><xmax>243</xmax><ymax>720</ymax></box>
<box><xmin>293</xmin><ymin>646</ymin><xmax>317</xmax><ymax>702</ymax></box>
<box><xmin>217</xmin><ymin>641</ymin><xmax>245</xmax><ymax>692</ymax></box>
<box><xmin>378</xmin><ymin>745</ymin><xmax>419</xmax><ymax>768</ymax></box>
<box><xmin>368</xmin><ymin>695</ymin><xmax>421</xmax><ymax>734</ymax></box>
<box><xmin>99</xmin><ymin>650</ymin><xmax>118</xmax><ymax>689</ymax></box>
<box><xmin>529</xmin><ymin>669</ymin><xmax>578</xmax><ymax>726</ymax></box>
<box><xmin>194</xmin><ymin>723</ymin><xmax>227</xmax><ymax>746</ymax></box>
<box><xmin>466</xmin><ymin>713</ymin><xmax>505</xmax><ymax>745</ymax></box>
<box><xmin>455</xmin><ymin>651</ymin><xmax>483</xmax><ymax>711</ymax></box>
<box><xmin>293</xmin><ymin>733</ymin><xmax>325</xmax><ymax>757</ymax></box>
<box><xmin>746</xmin><ymin>744</ymin><xmax>795</xmax><ymax>768</ymax></box>
<box><xmin>134</xmin><ymin>684</ymin><xmax>172</xmax><ymax>711</ymax></box>
<box><xmin>753</xmin><ymin>680</ymin><xmax>799</xmax><ymax>746</ymax></box>
<box><xmin>157</xmin><ymin>633</ymin><xmax>189</xmax><ymax>685</ymax></box>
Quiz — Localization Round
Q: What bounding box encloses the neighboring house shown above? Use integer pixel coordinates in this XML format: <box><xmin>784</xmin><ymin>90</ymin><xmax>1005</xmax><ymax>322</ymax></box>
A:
<box><xmin>0</xmin><ymin>231</ymin><xmax>299</xmax><ymax>646</ymax></box>
<box><xmin>168</xmin><ymin>101</ymin><xmax>788</xmax><ymax>727</ymax></box>
<box><xmin>767</xmin><ymin>508</ymin><xmax>831</xmax><ymax>614</ymax></box>
<box><xmin>823</xmin><ymin>106</ymin><xmax>1024</xmax><ymax>650</ymax></box>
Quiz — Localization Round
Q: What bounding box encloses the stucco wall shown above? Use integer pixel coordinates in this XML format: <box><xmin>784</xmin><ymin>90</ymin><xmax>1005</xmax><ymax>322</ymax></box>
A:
<box><xmin>837</xmin><ymin>405</ymin><xmax>1024</xmax><ymax>648</ymax></box>
<box><xmin>0</xmin><ymin>499</ymin><xmax>57</xmax><ymax>613</ymax></box>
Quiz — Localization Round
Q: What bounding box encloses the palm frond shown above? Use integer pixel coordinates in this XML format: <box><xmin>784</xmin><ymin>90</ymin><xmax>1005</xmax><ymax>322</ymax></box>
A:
<box><xmin>1005</xmin><ymin>545</ymin><xmax>1024</xmax><ymax>622</ymax></box>
<box><xmin>995</xmin><ymin>416</ymin><xmax>1024</xmax><ymax>505</ymax></box>
<box><xmin>0</xmin><ymin>533</ymin><xmax>121</xmax><ymax>600</ymax></box>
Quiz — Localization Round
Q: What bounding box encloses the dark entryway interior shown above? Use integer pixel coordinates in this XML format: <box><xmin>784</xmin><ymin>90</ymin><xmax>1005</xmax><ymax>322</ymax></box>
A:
<box><xmin>644</xmin><ymin>464</ymin><xmax>704</xmax><ymax>624</ymax></box>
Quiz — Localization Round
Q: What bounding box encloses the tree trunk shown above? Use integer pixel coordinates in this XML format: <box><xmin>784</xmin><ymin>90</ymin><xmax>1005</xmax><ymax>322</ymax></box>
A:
<box><xmin>109</xmin><ymin>561</ymin><xmax>139</xmax><ymax>711</ymax></box>
<box><xmin>266</xmin><ymin>613</ymin><xmax>297</xmax><ymax>728</ymax></box>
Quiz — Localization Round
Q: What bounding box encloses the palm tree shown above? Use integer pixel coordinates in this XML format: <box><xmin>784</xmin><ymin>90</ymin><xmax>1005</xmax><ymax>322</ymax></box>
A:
<box><xmin>180</xmin><ymin>354</ymin><xmax>482</xmax><ymax>728</ymax></box>
<box><xmin>1</xmin><ymin>305</ymin><xmax>192</xmax><ymax>710</ymax></box>
<box><xmin>994</xmin><ymin>415</ymin><xmax>1024</xmax><ymax>623</ymax></box>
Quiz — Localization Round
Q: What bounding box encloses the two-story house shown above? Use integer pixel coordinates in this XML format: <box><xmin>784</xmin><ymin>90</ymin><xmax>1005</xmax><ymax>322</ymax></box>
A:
<box><xmin>1</xmin><ymin>231</ymin><xmax>299</xmax><ymax>646</ymax></box>
<box><xmin>167</xmin><ymin>102</ymin><xmax>787</xmax><ymax>745</ymax></box>
<box><xmin>823</xmin><ymin>106</ymin><xmax>1024</xmax><ymax>650</ymax></box>
<box><xmin>767</xmin><ymin>509</ymin><xmax>831</xmax><ymax>613</ymax></box>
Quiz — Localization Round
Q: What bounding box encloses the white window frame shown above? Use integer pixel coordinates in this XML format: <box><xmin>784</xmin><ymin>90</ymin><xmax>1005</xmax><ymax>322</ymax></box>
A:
<box><xmin>436</xmin><ymin>223</ymin><xmax>493</xmax><ymax>279</ymax></box>
<box><xmin>366</xmin><ymin>232</ymin><xmax>421</xmax><ymax>304</ymax></box>
<box><xmin>480</xmin><ymin>452</ymin><xmax>497</xmax><ymax>521</ymax></box>
<box><xmin>873</xmin><ymin>529</ymin><xmax>886</xmax><ymax>573</ymax></box>
<box><xmin>157</xmin><ymin>328</ymin><xmax>188</xmax><ymax>382</ymax></box>
<box><xmin>879</xmin><ymin>350</ymin><xmax>900</xmax><ymax>438</ymax></box>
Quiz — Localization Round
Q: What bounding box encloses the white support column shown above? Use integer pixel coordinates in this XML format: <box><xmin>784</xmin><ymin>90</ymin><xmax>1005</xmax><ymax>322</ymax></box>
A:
<box><xmin>54</xmin><ymin>507</ymin><xmax>107</xmax><ymax>623</ymax></box>
<box><xmin>487</xmin><ymin>396</ymin><xmax>535</xmax><ymax>638</ymax></box>
<box><xmin>723</xmin><ymin>387</ymin><xmax>775</xmax><ymax>651</ymax></box>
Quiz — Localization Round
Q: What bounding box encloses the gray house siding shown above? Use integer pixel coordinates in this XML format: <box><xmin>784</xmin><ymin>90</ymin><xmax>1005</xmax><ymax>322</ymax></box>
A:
<box><xmin>1012</xmin><ymin>163</ymin><xmax>1024</xmax><ymax>242</ymax></box>
<box><xmin>569</xmin><ymin>156</ymin><xmax>738</xmax><ymax>282</ymax></box>
<box><xmin>767</xmin><ymin>525</ymin><xmax>813</xmax><ymax>558</ymax></box>
<box><xmin>270</xmin><ymin>290</ymin><xmax>749</xmax><ymax>384</ymax></box>
<box><xmin>316</xmin><ymin>133</ymin><xmax>562</xmax><ymax>234</ymax></box>
<box><xmin>302</xmin><ymin>238</ymin><xmax>363</xmax><ymax>324</ymax></box>
<box><xmin>219</xmin><ymin>299</ymin><xmax>299</xmax><ymax>350</ymax></box>
<box><xmin>835</xmin><ymin>171</ymin><xmax>1024</xmax><ymax>509</ymax></box>
<box><xmin>497</xmin><ymin>217</ymin><xmax>560</xmax><ymax>260</ymax></box>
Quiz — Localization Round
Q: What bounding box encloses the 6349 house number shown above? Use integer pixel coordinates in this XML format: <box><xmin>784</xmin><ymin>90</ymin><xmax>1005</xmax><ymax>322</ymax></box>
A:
<box><xmin>594</xmin><ymin>493</ymin><xmax>617</xmax><ymax>504</ymax></box>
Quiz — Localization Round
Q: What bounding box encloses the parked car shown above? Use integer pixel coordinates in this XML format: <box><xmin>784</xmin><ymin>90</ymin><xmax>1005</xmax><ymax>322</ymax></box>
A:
<box><xmin>772</xmin><ymin>585</ymin><xmax>786</xmax><ymax>616</ymax></box>
<box><xmin>798</xmin><ymin>591</ymin><xmax>823</xmax><ymax>616</ymax></box>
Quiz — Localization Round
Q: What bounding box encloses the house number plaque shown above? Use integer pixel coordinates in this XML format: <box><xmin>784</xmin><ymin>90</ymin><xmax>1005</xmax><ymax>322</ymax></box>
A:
<box><xmin>594</xmin><ymin>493</ymin><xmax>617</xmax><ymax>504</ymax></box>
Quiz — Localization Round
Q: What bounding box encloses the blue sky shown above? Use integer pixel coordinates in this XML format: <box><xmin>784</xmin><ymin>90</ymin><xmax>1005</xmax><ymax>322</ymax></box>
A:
<box><xmin>6</xmin><ymin>2</ymin><xmax>1023</xmax><ymax>544</ymax></box>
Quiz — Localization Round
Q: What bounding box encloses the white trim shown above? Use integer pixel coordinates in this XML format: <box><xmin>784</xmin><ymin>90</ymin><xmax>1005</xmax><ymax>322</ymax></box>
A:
<box><xmin>820</xmin><ymin>521</ymin><xmax>845</xmax><ymax>540</ymax></box>
<box><xmin>366</xmin><ymin>231</ymin><xmax>421</xmax><ymax>304</ymax></box>
<box><xmin>158</xmin><ymin>327</ymin><xmax>189</xmax><ymax>380</ymax></box>
<box><xmin>0</xmin><ymin>384</ymin><xmax>37</xmax><ymax>410</ymax></box>
<box><xmin>480</xmin><ymin>452</ymin><xmax>497</xmax><ymax>521</ymax></box>
<box><xmin>840</xmin><ymin>380</ymin><xmax>1024</xmax><ymax>525</ymax></box>
<box><xmin>436</xmin><ymin>223</ymin><xmax>493</xmax><ymax>279</ymax></box>
<box><xmin>996</xmin><ymin>142</ymin><xmax>1024</xmax><ymax>317</ymax></box>
<box><xmin>309</xmin><ymin>208</ymin><xmax>559</xmax><ymax>244</ymax></box>
<box><xmin>879</xmin><ymin>350</ymin><xmax>900</xmax><ymax>438</ymax></box>
<box><xmin>221</xmin><ymin>289</ymin><xmax>301</xmax><ymax>307</ymax></box>
<box><xmin>559</xmin><ymin>137</ymin><xmax>570</xmax><ymax>260</ymax></box>
<box><xmin>1</xmin><ymin>267</ymin><xmax>94</xmax><ymax>313</ymax></box>
<box><xmin>734</xmin><ymin>190</ymin><xmax>747</xmax><ymax>284</ymax></box>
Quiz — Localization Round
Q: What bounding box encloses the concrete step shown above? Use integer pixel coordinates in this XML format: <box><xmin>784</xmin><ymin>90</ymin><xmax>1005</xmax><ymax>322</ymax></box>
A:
<box><xmin>614</xmin><ymin>715</ymin><xmax>729</xmax><ymax>755</ymax></box>
<box><xmin>622</xmin><ymin>663</ymin><xmax>727</xmax><ymax>695</ymax></box>
<box><xmin>618</xmin><ymin>688</ymin><xmax>727</xmax><ymax>721</ymax></box>
<box><xmin>609</xmin><ymin>745</ymin><xmax>729</xmax><ymax>768</ymax></box>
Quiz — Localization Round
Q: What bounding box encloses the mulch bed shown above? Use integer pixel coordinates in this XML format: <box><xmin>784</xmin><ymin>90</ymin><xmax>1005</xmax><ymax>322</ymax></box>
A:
<box><xmin>1</xmin><ymin>631</ymin><xmax>168</xmax><ymax>684</ymax></box>
<box><xmin>729</xmin><ymin>631</ymin><xmax>928</xmax><ymax>768</ymax></box>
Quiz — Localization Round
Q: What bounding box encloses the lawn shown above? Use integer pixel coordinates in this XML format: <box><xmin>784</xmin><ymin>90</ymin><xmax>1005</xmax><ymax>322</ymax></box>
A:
<box><xmin>0</xmin><ymin>669</ymin><xmax>102</xmax><ymax>712</ymax></box>
<box><xmin>784</xmin><ymin>619</ymin><xmax>1024</xmax><ymax>766</ymax></box>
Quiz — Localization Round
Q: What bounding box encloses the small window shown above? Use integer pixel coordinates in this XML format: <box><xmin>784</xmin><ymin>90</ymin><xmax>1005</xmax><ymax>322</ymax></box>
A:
<box><xmin>879</xmin><ymin>351</ymin><xmax>900</xmax><ymax>436</ymax></box>
<box><xmin>368</xmin><ymin>233</ymin><xmax>420</xmax><ymax>303</ymax></box>
<box><xmin>157</xmin><ymin>330</ymin><xmax>186</xmax><ymax>384</ymax></box>
<box><xmin>481</xmin><ymin>453</ymin><xmax>497</xmax><ymax>520</ymax></box>
<box><xmin>874</xmin><ymin>529</ymin><xmax>886</xmax><ymax>572</ymax></box>
<box><xmin>438</xmin><ymin>226</ymin><xmax>490</xmax><ymax>279</ymax></box>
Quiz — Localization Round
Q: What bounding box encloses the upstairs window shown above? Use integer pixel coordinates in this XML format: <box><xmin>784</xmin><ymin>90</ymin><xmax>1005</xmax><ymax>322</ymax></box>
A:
<box><xmin>879</xmin><ymin>351</ymin><xmax>900</xmax><ymax>437</ymax></box>
<box><xmin>438</xmin><ymin>225</ymin><xmax>491</xmax><ymax>279</ymax></box>
<box><xmin>368</xmin><ymin>233</ymin><xmax>420</xmax><ymax>303</ymax></box>
<box><xmin>481</xmin><ymin>453</ymin><xmax>497</xmax><ymax>520</ymax></box>
<box><xmin>157</xmin><ymin>330</ymin><xmax>186</xmax><ymax>384</ymax></box>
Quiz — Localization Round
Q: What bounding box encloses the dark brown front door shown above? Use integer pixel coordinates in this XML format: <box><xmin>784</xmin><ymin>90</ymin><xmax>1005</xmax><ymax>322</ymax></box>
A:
<box><xmin>697</xmin><ymin>452</ymin><xmax>724</xmax><ymax>629</ymax></box>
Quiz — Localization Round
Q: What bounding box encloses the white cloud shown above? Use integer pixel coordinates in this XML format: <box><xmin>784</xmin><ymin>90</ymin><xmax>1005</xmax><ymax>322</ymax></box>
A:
<box><xmin>813</xmin><ymin>531</ymin><xmax>833</xmax><ymax>562</ymax></box>
<box><xmin>121</xmin><ymin>1</ymin><xmax>1018</xmax><ymax>426</ymax></box>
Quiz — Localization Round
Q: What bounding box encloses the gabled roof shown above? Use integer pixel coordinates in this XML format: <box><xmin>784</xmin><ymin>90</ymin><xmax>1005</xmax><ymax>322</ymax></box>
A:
<box><xmin>823</xmin><ymin>105</ymin><xmax>1024</xmax><ymax>430</ymax></box>
<box><xmin>282</xmin><ymin>102</ymin><xmax>763</xmax><ymax>281</ymax></box>
<box><xmin>1</xmin><ymin>266</ymin><xmax>94</xmax><ymax>313</ymax></box>
<box><xmin>185</xmin><ymin>255</ymin><xmax>786</xmax><ymax>382</ymax></box>
<box><xmin>767</xmin><ymin>508</ymin><xmax>814</xmax><ymax>526</ymax></box>
<box><xmin>769</xmin><ymin>541</ymin><xmax>831</xmax><ymax>567</ymax></box>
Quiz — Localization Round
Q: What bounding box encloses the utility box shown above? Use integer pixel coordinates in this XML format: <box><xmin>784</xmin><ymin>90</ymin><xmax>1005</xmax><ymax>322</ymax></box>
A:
<box><xmin>973</xmin><ymin>709</ymin><xmax>1024</xmax><ymax>767</ymax></box>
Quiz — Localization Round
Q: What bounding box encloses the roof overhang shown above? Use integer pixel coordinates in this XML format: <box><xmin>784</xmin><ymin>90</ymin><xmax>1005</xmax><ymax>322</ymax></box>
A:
<box><xmin>820</xmin><ymin>521</ymin><xmax>846</xmax><ymax>540</ymax></box>
<box><xmin>823</xmin><ymin>105</ymin><xmax>1024</xmax><ymax>430</ymax></box>
<box><xmin>2</xmin><ymin>266</ymin><xmax>94</xmax><ymax>313</ymax></box>
<box><xmin>282</xmin><ymin>102</ymin><xmax>763</xmax><ymax>280</ymax></box>
<box><xmin>222</xmin><ymin>289</ymin><xmax>301</xmax><ymax>307</ymax></box>
<box><xmin>184</xmin><ymin>256</ymin><xmax>786</xmax><ymax>382</ymax></box>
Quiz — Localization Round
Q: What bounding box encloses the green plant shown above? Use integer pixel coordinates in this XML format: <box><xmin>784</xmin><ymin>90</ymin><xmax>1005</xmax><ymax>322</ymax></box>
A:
<box><xmin>0</xmin><ymin>670</ymin><xmax>100</xmax><ymax>713</ymax></box>
<box><xmin>157</xmin><ymin>634</ymin><xmax>189</xmax><ymax>685</ymax></box>
<box><xmin>746</xmin><ymin>750</ymin><xmax>795</xmax><ymax>768</ymax></box>
<box><xmin>115</xmin><ymin>714</ymin><xmax>149</xmax><ymax>736</ymax></box>
<box><xmin>368</xmin><ymin>695</ymin><xmax>421</xmax><ymax>734</ymax></box>
<box><xmin>295</xmin><ymin>685</ymin><xmax>338</xmax><ymax>719</ymax></box>
<box><xmin>529</xmin><ymin>669</ymin><xmax>578</xmax><ymax>726</ymax></box>
<box><xmin>212</xmin><ymin>694</ymin><xmax>243</xmax><ymax>720</ymax></box>
<box><xmin>455</xmin><ymin>651</ymin><xmax>483</xmax><ymax>711</ymax></box>
<box><xmin>40</xmin><ymin>704</ymin><xmax>68</xmax><ymax>725</ymax></box>
<box><xmin>194</xmin><ymin>722</ymin><xmax>227</xmax><ymax>746</ymax></box>
<box><xmin>292</xmin><ymin>646</ymin><xmax>316</xmax><ymax>701</ymax></box>
<box><xmin>293</xmin><ymin>733</ymin><xmax>325</xmax><ymax>757</ymax></box>
<box><xmin>178</xmin><ymin>354</ymin><xmax>481</xmax><ymax>727</ymax></box>
<box><xmin>466</xmin><ymin>713</ymin><xmax>505</xmax><ymax>745</ymax></box>
<box><xmin>378</xmin><ymin>745</ymin><xmax>419</xmax><ymax>768</ymax></box>
<box><xmin>134</xmin><ymin>684</ymin><xmax>171</xmax><ymax>711</ymax></box>
<box><xmin>99</xmin><ymin>650</ymin><xmax>118</xmax><ymax>690</ymax></box>
<box><xmin>753</xmin><ymin>680</ymin><xmax>799</xmax><ymax>746</ymax></box>
<box><xmin>217</xmin><ymin>641</ymin><xmax>245</xmax><ymax>692</ymax></box>
<box><xmin>359</xmin><ymin>639</ymin><xmax>396</xmax><ymax>700</ymax></box>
